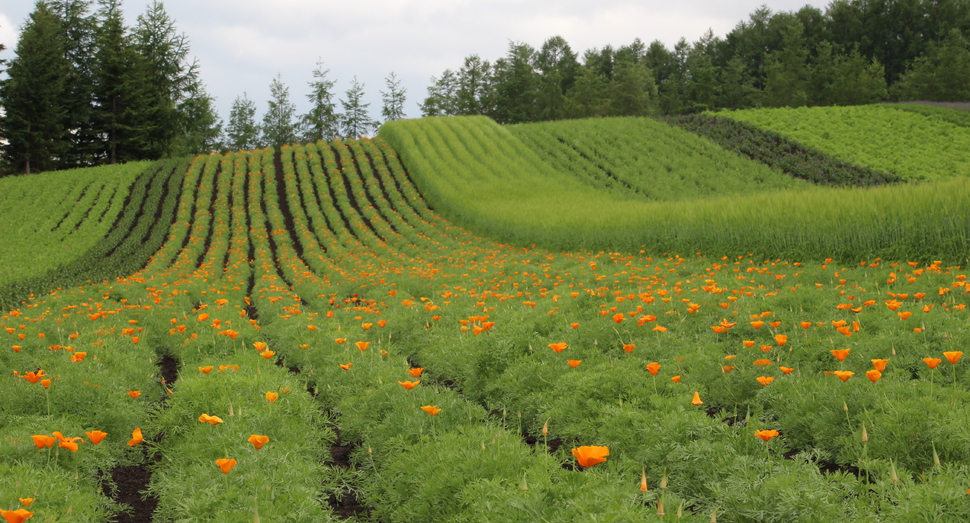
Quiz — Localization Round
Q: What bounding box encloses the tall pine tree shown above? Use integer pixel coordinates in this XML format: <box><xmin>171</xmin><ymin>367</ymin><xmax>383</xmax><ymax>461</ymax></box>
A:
<box><xmin>380</xmin><ymin>72</ymin><xmax>407</xmax><ymax>124</ymax></box>
<box><xmin>261</xmin><ymin>74</ymin><xmax>297</xmax><ymax>148</ymax></box>
<box><xmin>0</xmin><ymin>2</ymin><xmax>71</xmax><ymax>174</ymax></box>
<box><xmin>340</xmin><ymin>77</ymin><xmax>377</xmax><ymax>139</ymax></box>
<box><xmin>225</xmin><ymin>94</ymin><xmax>261</xmax><ymax>151</ymax></box>
<box><xmin>300</xmin><ymin>61</ymin><xmax>340</xmax><ymax>143</ymax></box>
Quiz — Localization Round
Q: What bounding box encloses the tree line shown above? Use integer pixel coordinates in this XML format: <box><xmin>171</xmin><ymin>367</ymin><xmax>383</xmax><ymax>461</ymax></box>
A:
<box><xmin>421</xmin><ymin>0</ymin><xmax>970</xmax><ymax>123</ymax></box>
<box><xmin>0</xmin><ymin>0</ymin><xmax>405</xmax><ymax>175</ymax></box>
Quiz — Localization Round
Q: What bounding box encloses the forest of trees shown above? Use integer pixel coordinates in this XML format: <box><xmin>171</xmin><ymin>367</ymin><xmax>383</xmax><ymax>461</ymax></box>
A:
<box><xmin>421</xmin><ymin>1</ymin><xmax>970</xmax><ymax>123</ymax></box>
<box><xmin>0</xmin><ymin>0</ymin><xmax>406</xmax><ymax>175</ymax></box>
<box><xmin>2</xmin><ymin>0</ymin><xmax>970</xmax><ymax>174</ymax></box>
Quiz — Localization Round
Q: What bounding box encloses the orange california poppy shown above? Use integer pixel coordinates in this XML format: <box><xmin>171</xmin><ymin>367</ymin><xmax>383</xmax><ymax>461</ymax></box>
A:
<box><xmin>612</xmin><ymin>313</ymin><xmax>625</xmax><ymax>323</ymax></box>
<box><xmin>924</xmin><ymin>357</ymin><xmax>942</xmax><ymax>369</ymax></box>
<box><xmin>31</xmin><ymin>435</ymin><xmax>55</xmax><ymax>449</ymax></box>
<box><xmin>355</xmin><ymin>341</ymin><xmax>370</xmax><ymax>351</ymax></box>
<box><xmin>128</xmin><ymin>428</ymin><xmax>143</xmax><ymax>446</ymax></box>
<box><xmin>70</xmin><ymin>351</ymin><xmax>87</xmax><ymax>362</ymax></box>
<box><xmin>799</xmin><ymin>322</ymin><xmax>812</xmax><ymax>329</ymax></box>
<box><xmin>944</xmin><ymin>351</ymin><xmax>963</xmax><ymax>364</ymax></box>
<box><xmin>199</xmin><ymin>366</ymin><xmax>213</xmax><ymax>374</ymax></box>
<box><xmin>18</xmin><ymin>498</ymin><xmax>35</xmax><ymax>507</ymax></box>
<box><xmin>754</xmin><ymin>429</ymin><xmax>779</xmax><ymax>442</ymax></box>
<box><xmin>774</xmin><ymin>334</ymin><xmax>788</xmax><ymax>346</ymax></box>
<box><xmin>335</xmin><ymin>338</ymin><xmax>347</xmax><ymax>344</ymax></box>
<box><xmin>571</xmin><ymin>445</ymin><xmax>609</xmax><ymax>467</ymax></box>
<box><xmin>750</xmin><ymin>321</ymin><xmax>764</xmax><ymax>329</ymax></box>
<box><xmin>406</xmin><ymin>367</ymin><xmax>424</xmax><ymax>377</ymax></box>
<box><xmin>898</xmin><ymin>311</ymin><xmax>913</xmax><ymax>320</ymax></box>
<box><xmin>361</xmin><ymin>323</ymin><xmax>373</xmax><ymax>330</ymax></box>
<box><xmin>253</xmin><ymin>342</ymin><xmax>267</xmax><ymax>352</ymax></box>
<box><xmin>398</xmin><ymin>380</ymin><xmax>420</xmax><ymax>390</ymax></box>
<box><xmin>86</xmin><ymin>430</ymin><xmax>108</xmax><ymax>444</ymax></box>
<box><xmin>691</xmin><ymin>391</ymin><xmax>703</xmax><ymax>405</ymax></box>
<box><xmin>780</xmin><ymin>366</ymin><xmax>794</xmax><ymax>374</ymax></box>
<box><xmin>833</xmin><ymin>371</ymin><xmax>854</xmax><ymax>382</ymax></box>
<box><xmin>753</xmin><ymin>359</ymin><xmax>773</xmax><ymax>366</ymax></box>
<box><xmin>420</xmin><ymin>405</ymin><xmax>441</xmax><ymax>416</ymax></box>
<box><xmin>40</xmin><ymin>379</ymin><xmax>51</xmax><ymax>389</ymax></box>
<box><xmin>567</xmin><ymin>360</ymin><xmax>582</xmax><ymax>368</ymax></box>
<box><xmin>866</xmin><ymin>370</ymin><xmax>882</xmax><ymax>383</ymax></box>
<box><xmin>622</xmin><ymin>343</ymin><xmax>636</xmax><ymax>353</ymax></box>
<box><xmin>21</xmin><ymin>370</ymin><xmax>45</xmax><ymax>384</ymax></box>
<box><xmin>0</xmin><ymin>509</ymin><xmax>34</xmax><ymax>523</ymax></box>
<box><xmin>59</xmin><ymin>438</ymin><xmax>81</xmax><ymax>452</ymax></box>
<box><xmin>198</xmin><ymin>414</ymin><xmax>224</xmax><ymax>425</ymax></box>
<box><xmin>259</xmin><ymin>349</ymin><xmax>275</xmax><ymax>359</ymax></box>
<box><xmin>548</xmin><ymin>342</ymin><xmax>568</xmax><ymax>353</ymax></box>
<box><xmin>339</xmin><ymin>363</ymin><xmax>353</xmax><ymax>370</ymax></box>
<box><xmin>671</xmin><ymin>375</ymin><xmax>681</xmax><ymax>383</ymax></box>
<box><xmin>756</xmin><ymin>376</ymin><xmax>774</xmax><ymax>386</ymax></box>
<box><xmin>570</xmin><ymin>323</ymin><xmax>580</xmax><ymax>329</ymax></box>
<box><xmin>128</xmin><ymin>391</ymin><xmax>141</xmax><ymax>399</ymax></box>
<box><xmin>871</xmin><ymin>359</ymin><xmax>889</xmax><ymax>372</ymax></box>
<box><xmin>646</xmin><ymin>362</ymin><xmax>661</xmax><ymax>375</ymax></box>
<box><xmin>248</xmin><ymin>434</ymin><xmax>270</xmax><ymax>450</ymax></box>
<box><xmin>742</xmin><ymin>340</ymin><xmax>755</xmax><ymax>348</ymax></box>
<box><xmin>831</xmin><ymin>349</ymin><xmax>851</xmax><ymax>361</ymax></box>
<box><xmin>652</xmin><ymin>325</ymin><xmax>668</xmax><ymax>332</ymax></box>
<box><xmin>215</xmin><ymin>458</ymin><xmax>237</xmax><ymax>474</ymax></box>
<box><xmin>265</xmin><ymin>391</ymin><xmax>279</xmax><ymax>403</ymax></box>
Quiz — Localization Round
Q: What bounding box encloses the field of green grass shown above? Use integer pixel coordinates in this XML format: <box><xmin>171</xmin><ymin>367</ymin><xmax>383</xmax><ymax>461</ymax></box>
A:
<box><xmin>1</xmin><ymin>108</ymin><xmax>969</xmax><ymax>522</ymax></box>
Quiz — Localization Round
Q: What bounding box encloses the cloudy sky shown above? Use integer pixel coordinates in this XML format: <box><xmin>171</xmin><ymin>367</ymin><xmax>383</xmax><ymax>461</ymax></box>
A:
<box><xmin>0</xmin><ymin>0</ymin><xmax>828</xmax><ymax>125</ymax></box>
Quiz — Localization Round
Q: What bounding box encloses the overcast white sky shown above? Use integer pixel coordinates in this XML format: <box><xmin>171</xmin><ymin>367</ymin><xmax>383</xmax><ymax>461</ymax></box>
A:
<box><xmin>0</xmin><ymin>0</ymin><xmax>829</xmax><ymax>125</ymax></box>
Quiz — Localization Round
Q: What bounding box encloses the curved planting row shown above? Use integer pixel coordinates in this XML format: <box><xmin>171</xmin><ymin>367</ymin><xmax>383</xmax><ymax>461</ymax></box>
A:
<box><xmin>0</xmin><ymin>161</ymin><xmax>151</xmax><ymax>293</ymax></box>
<box><xmin>3</xmin><ymin>130</ymin><xmax>970</xmax><ymax>521</ymax></box>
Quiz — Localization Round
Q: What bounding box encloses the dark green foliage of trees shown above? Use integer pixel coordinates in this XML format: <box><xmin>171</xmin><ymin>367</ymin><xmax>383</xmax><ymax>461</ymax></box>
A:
<box><xmin>0</xmin><ymin>0</ymin><xmax>219</xmax><ymax>175</ymax></box>
<box><xmin>421</xmin><ymin>0</ymin><xmax>970</xmax><ymax>122</ymax></box>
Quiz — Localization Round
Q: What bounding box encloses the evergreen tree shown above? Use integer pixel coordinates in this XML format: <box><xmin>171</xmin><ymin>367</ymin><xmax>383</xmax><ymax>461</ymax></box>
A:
<box><xmin>455</xmin><ymin>55</ymin><xmax>492</xmax><ymax>115</ymax></box>
<box><xmin>340</xmin><ymin>77</ymin><xmax>377</xmax><ymax>138</ymax></box>
<box><xmin>261</xmin><ymin>74</ymin><xmax>298</xmax><ymax>148</ymax></box>
<box><xmin>420</xmin><ymin>70</ymin><xmax>458</xmax><ymax>117</ymax></box>
<box><xmin>534</xmin><ymin>36</ymin><xmax>579</xmax><ymax>121</ymax></box>
<box><xmin>718</xmin><ymin>56</ymin><xmax>757</xmax><ymax>109</ymax></box>
<box><xmin>608</xmin><ymin>59</ymin><xmax>657</xmax><ymax>116</ymax></box>
<box><xmin>0</xmin><ymin>2</ymin><xmax>71</xmax><ymax>174</ymax></box>
<box><xmin>380</xmin><ymin>72</ymin><xmax>407</xmax><ymax>124</ymax></box>
<box><xmin>490</xmin><ymin>42</ymin><xmax>538</xmax><ymax>124</ymax></box>
<box><xmin>809</xmin><ymin>42</ymin><xmax>886</xmax><ymax>106</ymax></box>
<box><xmin>301</xmin><ymin>60</ymin><xmax>339</xmax><ymax>142</ymax></box>
<box><xmin>133</xmin><ymin>0</ymin><xmax>199</xmax><ymax>158</ymax></box>
<box><xmin>48</xmin><ymin>0</ymin><xmax>100</xmax><ymax>167</ymax></box>
<box><xmin>91</xmin><ymin>0</ymin><xmax>153</xmax><ymax>164</ymax></box>
<box><xmin>565</xmin><ymin>66</ymin><xmax>608</xmax><ymax>118</ymax></box>
<box><xmin>226</xmin><ymin>94</ymin><xmax>261</xmax><ymax>151</ymax></box>
<box><xmin>171</xmin><ymin>80</ymin><xmax>222</xmax><ymax>156</ymax></box>
<box><xmin>764</xmin><ymin>21</ymin><xmax>809</xmax><ymax>107</ymax></box>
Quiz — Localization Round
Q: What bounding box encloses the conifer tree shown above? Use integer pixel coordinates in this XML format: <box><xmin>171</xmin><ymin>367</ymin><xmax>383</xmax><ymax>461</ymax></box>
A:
<box><xmin>301</xmin><ymin>61</ymin><xmax>340</xmax><ymax>142</ymax></box>
<box><xmin>0</xmin><ymin>2</ymin><xmax>71</xmax><ymax>174</ymax></box>
<box><xmin>380</xmin><ymin>72</ymin><xmax>407</xmax><ymax>124</ymax></box>
<box><xmin>226</xmin><ymin>94</ymin><xmax>261</xmax><ymax>151</ymax></box>
<box><xmin>340</xmin><ymin>77</ymin><xmax>377</xmax><ymax>139</ymax></box>
<box><xmin>261</xmin><ymin>74</ymin><xmax>298</xmax><ymax>148</ymax></box>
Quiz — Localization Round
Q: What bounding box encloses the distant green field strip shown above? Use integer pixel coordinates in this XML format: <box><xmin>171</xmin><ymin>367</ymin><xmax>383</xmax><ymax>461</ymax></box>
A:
<box><xmin>0</xmin><ymin>162</ymin><xmax>149</xmax><ymax>287</ymax></box>
<box><xmin>380</xmin><ymin>115</ymin><xmax>970</xmax><ymax>261</ymax></box>
<box><xmin>882</xmin><ymin>103</ymin><xmax>970</xmax><ymax>127</ymax></box>
<box><xmin>510</xmin><ymin>117</ymin><xmax>811</xmax><ymax>201</ymax></box>
<box><xmin>721</xmin><ymin>105</ymin><xmax>970</xmax><ymax>181</ymax></box>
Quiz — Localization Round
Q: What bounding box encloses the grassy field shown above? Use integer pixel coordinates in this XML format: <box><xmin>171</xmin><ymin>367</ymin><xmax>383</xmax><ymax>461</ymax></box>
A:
<box><xmin>2</xmin><ymin>109</ymin><xmax>969</xmax><ymax>521</ymax></box>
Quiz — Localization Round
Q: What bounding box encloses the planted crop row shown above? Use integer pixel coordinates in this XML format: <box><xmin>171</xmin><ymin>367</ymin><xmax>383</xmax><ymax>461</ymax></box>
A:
<box><xmin>0</xmin><ymin>161</ymin><xmax>150</xmax><ymax>289</ymax></box>
<box><xmin>510</xmin><ymin>117</ymin><xmax>812</xmax><ymax>202</ymax></box>
<box><xmin>659</xmin><ymin>114</ymin><xmax>903</xmax><ymax>186</ymax></box>
<box><xmin>719</xmin><ymin>105</ymin><xmax>970</xmax><ymax>181</ymax></box>
<box><xmin>380</xmin><ymin>115</ymin><xmax>970</xmax><ymax>262</ymax></box>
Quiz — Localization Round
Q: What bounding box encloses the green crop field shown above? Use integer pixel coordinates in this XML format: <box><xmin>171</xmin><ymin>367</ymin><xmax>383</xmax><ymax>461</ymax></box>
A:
<box><xmin>719</xmin><ymin>105</ymin><xmax>970</xmax><ymax>181</ymax></box>
<box><xmin>2</xmin><ymin>110</ymin><xmax>969</xmax><ymax>522</ymax></box>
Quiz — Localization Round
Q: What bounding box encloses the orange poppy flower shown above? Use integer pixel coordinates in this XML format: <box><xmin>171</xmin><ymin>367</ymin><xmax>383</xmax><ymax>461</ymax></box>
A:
<box><xmin>898</xmin><ymin>311</ymin><xmax>913</xmax><ymax>320</ymax></box>
<box><xmin>361</xmin><ymin>323</ymin><xmax>373</xmax><ymax>330</ymax></box>
<box><xmin>17</xmin><ymin>498</ymin><xmax>34</xmax><ymax>508</ymax></box>
<box><xmin>128</xmin><ymin>391</ymin><xmax>141</xmax><ymax>399</ymax></box>
<box><xmin>259</xmin><ymin>349</ymin><xmax>275</xmax><ymax>359</ymax></box>
<box><xmin>31</xmin><ymin>435</ymin><xmax>55</xmax><ymax>449</ymax></box>
<box><xmin>756</xmin><ymin>376</ymin><xmax>774</xmax><ymax>386</ymax></box>
<box><xmin>722</xmin><ymin>365</ymin><xmax>735</xmax><ymax>373</ymax></box>
<box><xmin>198</xmin><ymin>414</ymin><xmax>224</xmax><ymax>425</ymax></box>
<box><xmin>866</xmin><ymin>370</ymin><xmax>882</xmax><ymax>383</ymax></box>
<box><xmin>398</xmin><ymin>381</ymin><xmax>420</xmax><ymax>390</ymax></box>
<box><xmin>21</xmin><ymin>370</ymin><xmax>45</xmax><ymax>384</ymax></box>
<box><xmin>691</xmin><ymin>391</ymin><xmax>703</xmax><ymax>405</ymax></box>
<box><xmin>652</xmin><ymin>325</ymin><xmax>668</xmax><ymax>332</ymax></box>
<box><xmin>670</xmin><ymin>375</ymin><xmax>681</xmax><ymax>383</ymax></box>
<box><xmin>754</xmin><ymin>429</ymin><xmax>779</xmax><ymax>442</ymax></box>
<box><xmin>0</xmin><ymin>509</ymin><xmax>34</xmax><ymax>523</ymax></box>
<box><xmin>59</xmin><ymin>438</ymin><xmax>81</xmax><ymax>452</ymax></box>
<box><xmin>12</xmin><ymin>345</ymin><xmax>22</xmax><ymax>352</ymax></box>
<box><xmin>265</xmin><ymin>391</ymin><xmax>279</xmax><ymax>403</ymax></box>
<box><xmin>335</xmin><ymin>338</ymin><xmax>347</xmax><ymax>344</ymax></box>
<box><xmin>750</xmin><ymin>321</ymin><xmax>764</xmax><ymax>329</ymax></box>
<box><xmin>248</xmin><ymin>434</ymin><xmax>270</xmax><ymax>450</ymax></box>
<box><xmin>759</xmin><ymin>345</ymin><xmax>774</xmax><ymax>352</ymax></box>
<box><xmin>406</xmin><ymin>367</ymin><xmax>424</xmax><ymax>377</ymax></box>
<box><xmin>799</xmin><ymin>322</ymin><xmax>812</xmax><ymax>329</ymax></box>
<box><xmin>197</xmin><ymin>313</ymin><xmax>209</xmax><ymax>322</ymax></box>
<box><xmin>742</xmin><ymin>340</ymin><xmax>755</xmax><ymax>348</ymax></box>
<box><xmin>622</xmin><ymin>343</ymin><xmax>636</xmax><ymax>353</ymax></box>
<box><xmin>355</xmin><ymin>341</ymin><xmax>370</xmax><ymax>351</ymax></box>
<box><xmin>831</xmin><ymin>349</ymin><xmax>850</xmax><ymax>361</ymax></box>
<box><xmin>86</xmin><ymin>430</ymin><xmax>108</xmax><ymax>444</ymax></box>
<box><xmin>215</xmin><ymin>458</ymin><xmax>237</xmax><ymax>474</ymax></box>
<box><xmin>199</xmin><ymin>366</ymin><xmax>213</xmax><ymax>374</ymax></box>
<box><xmin>944</xmin><ymin>351</ymin><xmax>963</xmax><ymax>364</ymax></box>
<box><xmin>548</xmin><ymin>342</ymin><xmax>568</xmax><ymax>353</ymax></box>
<box><xmin>924</xmin><ymin>357</ymin><xmax>942</xmax><ymax>369</ymax></box>
<box><xmin>70</xmin><ymin>352</ymin><xmax>87</xmax><ymax>362</ymax></box>
<box><xmin>570</xmin><ymin>323</ymin><xmax>580</xmax><ymax>329</ymax></box>
<box><xmin>128</xmin><ymin>428</ymin><xmax>143</xmax><ymax>446</ymax></box>
<box><xmin>571</xmin><ymin>445</ymin><xmax>609</xmax><ymax>467</ymax></box>
<box><xmin>420</xmin><ymin>405</ymin><xmax>441</xmax><ymax>416</ymax></box>
<box><xmin>253</xmin><ymin>342</ymin><xmax>267</xmax><ymax>352</ymax></box>
<box><xmin>567</xmin><ymin>360</ymin><xmax>582</xmax><ymax>368</ymax></box>
<box><xmin>833</xmin><ymin>371</ymin><xmax>854</xmax><ymax>382</ymax></box>
<box><xmin>774</xmin><ymin>334</ymin><xmax>787</xmax><ymax>346</ymax></box>
<box><xmin>645</xmin><ymin>362</ymin><xmax>661</xmax><ymax>375</ymax></box>
<box><xmin>753</xmin><ymin>359</ymin><xmax>773</xmax><ymax>366</ymax></box>
<box><xmin>780</xmin><ymin>366</ymin><xmax>794</xmax><ymax>374</ymax></box>
<box><xmin>339</xmin><ymin>363</ymin><xmax>353</xmax><ymax>370</ymax></box>
<box><xmin>40</xmin><ymin>379</ymin><xmax>51</xmax><ymax>389</ymax></box>
<box><xmin>612</xmin><ymin>313</ymin><xmax>625</xmax><ymax>323</ymax></box>
<box><xmin>871</xmin><ymin>359</ymin><xmax>889</xmax><ymax>372</ymax></box>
